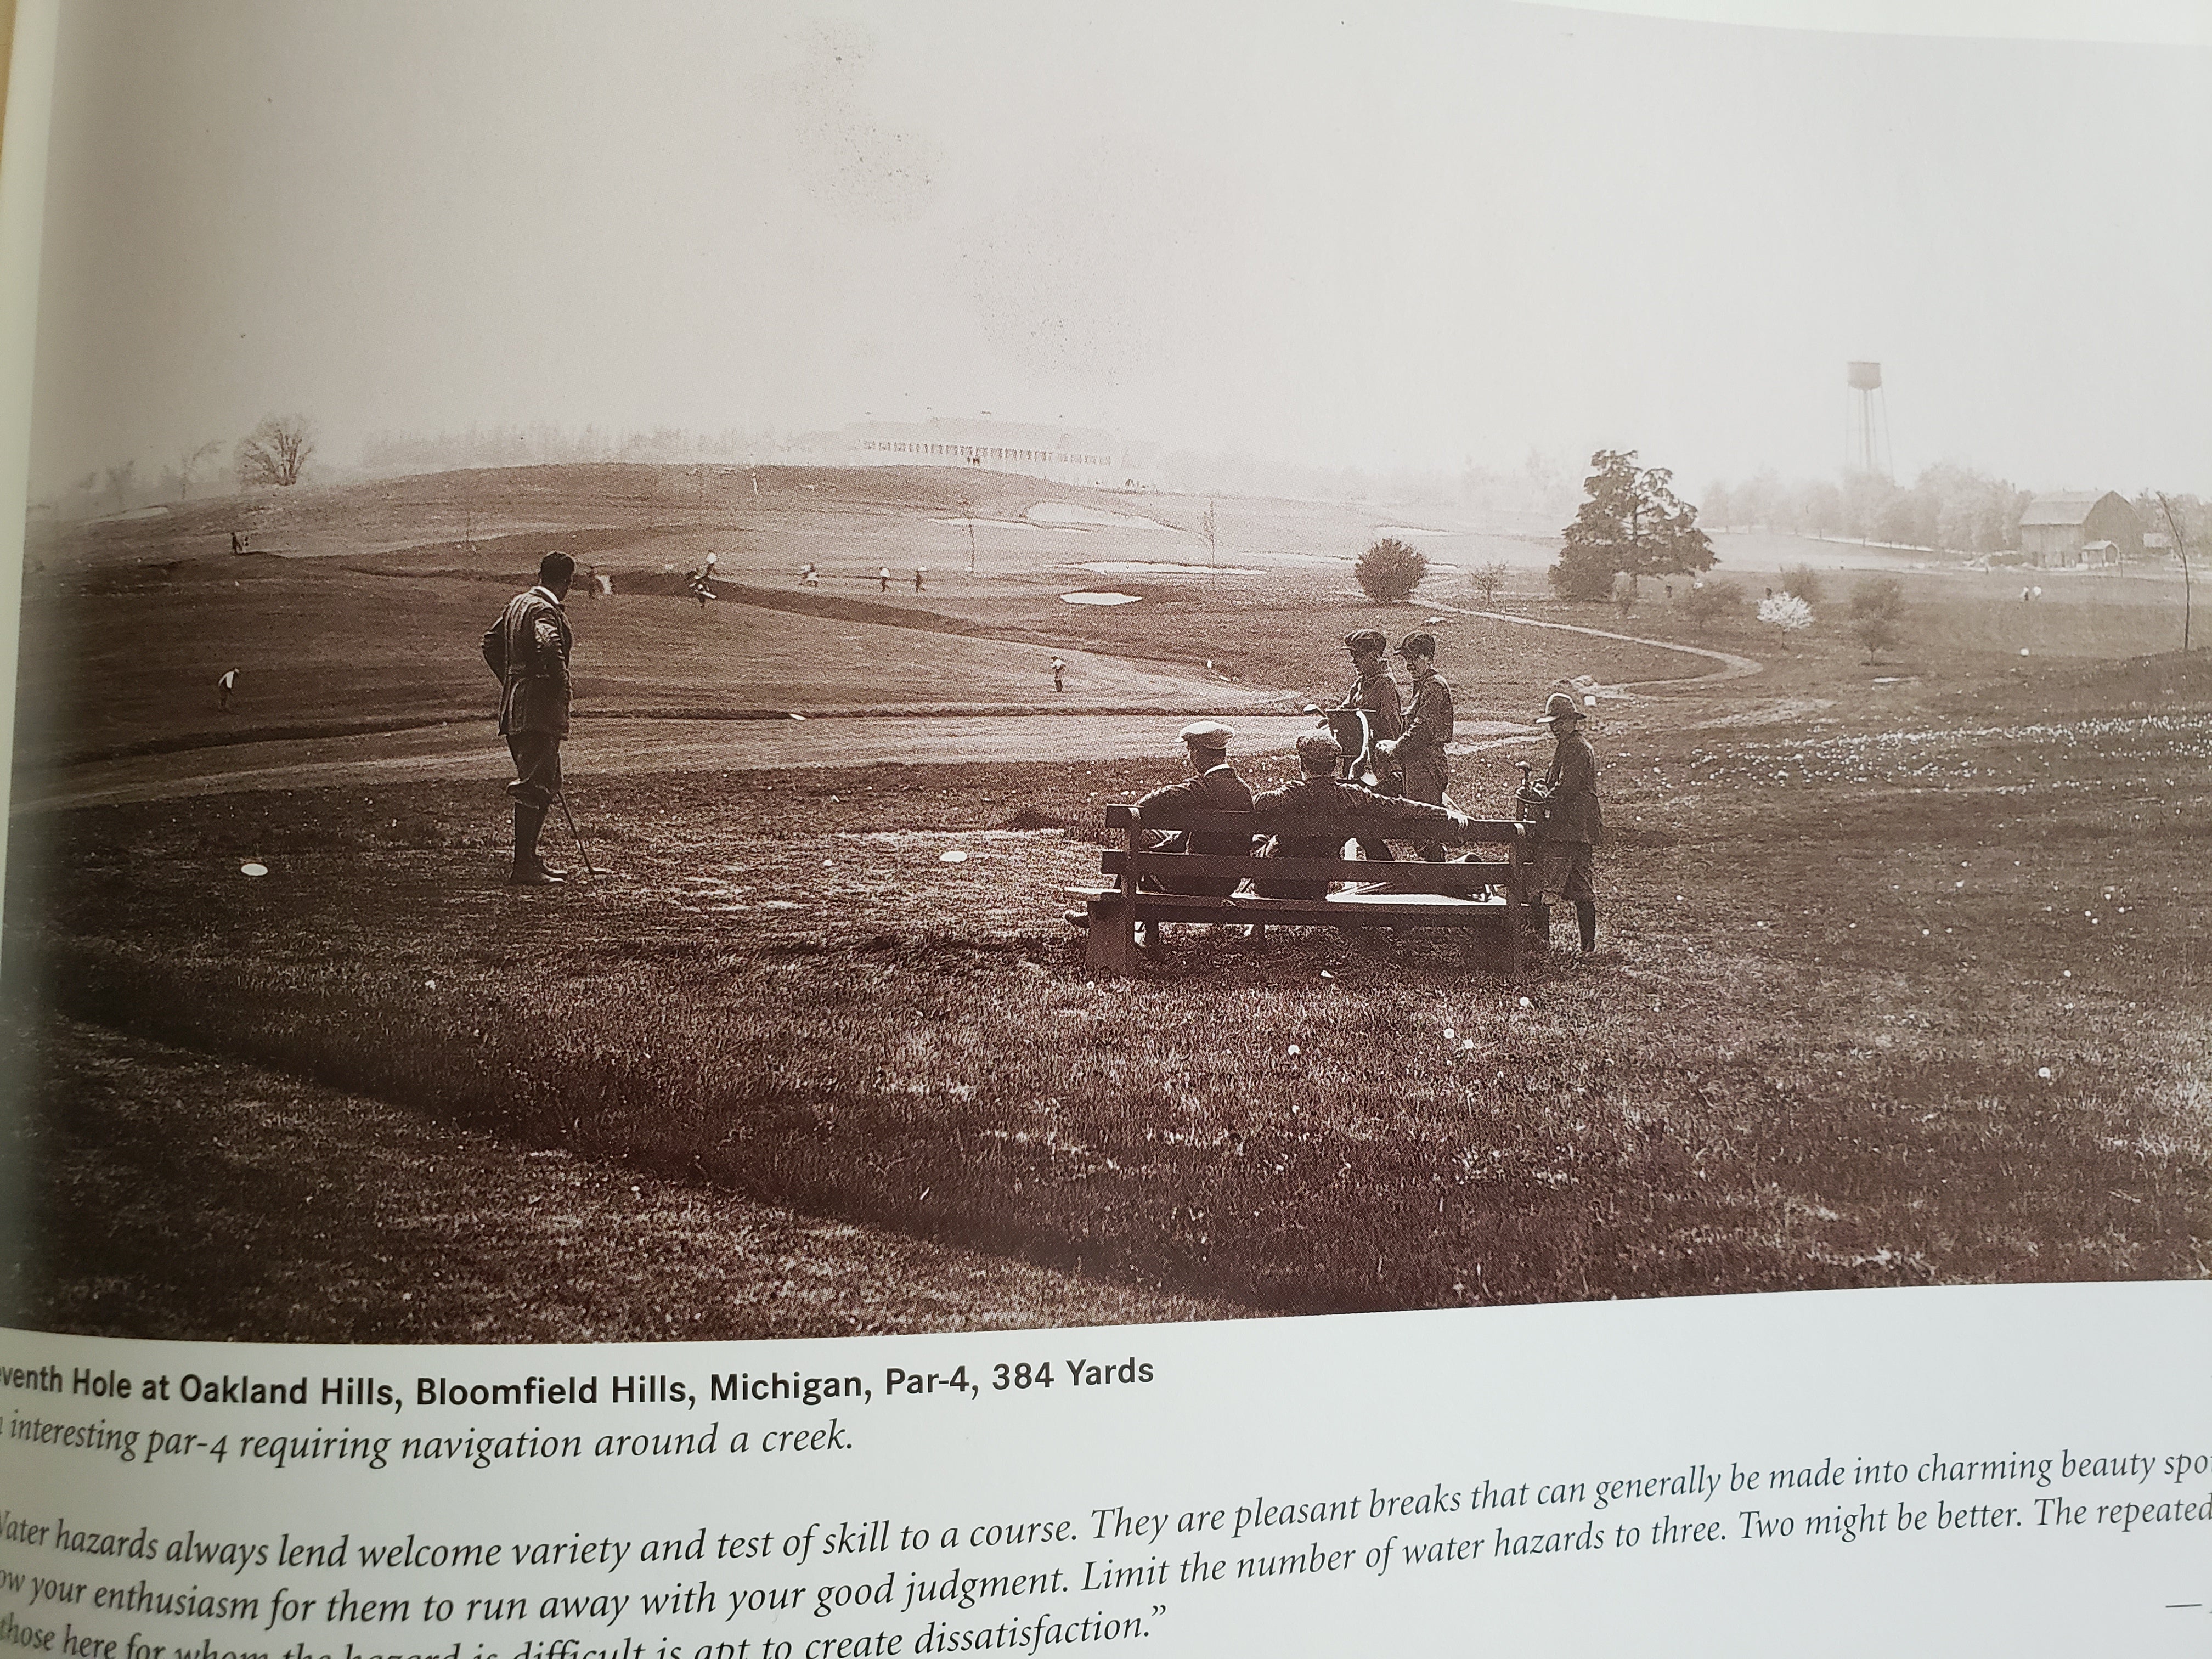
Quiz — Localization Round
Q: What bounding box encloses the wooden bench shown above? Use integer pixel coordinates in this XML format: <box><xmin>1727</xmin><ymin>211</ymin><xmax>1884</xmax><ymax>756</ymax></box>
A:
<box><xmin>1069</xmin><ymin>802</ymin><xmax>1544</xmax><ymax>975</ymax></box>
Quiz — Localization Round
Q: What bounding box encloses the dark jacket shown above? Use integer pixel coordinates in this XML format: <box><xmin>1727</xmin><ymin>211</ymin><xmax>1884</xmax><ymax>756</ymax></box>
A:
<box><xmin>483</xmin><ymin>586</ymin><xmax>573</xmax><ymax>737</ymax></box>
<box><xmin>1340</xmin><ymin>665</ymin><xmax>1404</xmax><ymax>741</ymax></box>
<box><xmin>1398</xmin><ymin>669</ymin><xmax>1454</xmax><ymax>769</ymax></box>
<box><xmin>1248</xmin><ymin>774</ymin><xmax>1461</xmax><ymax>898</ymax></box>
<box><xmin>1133</xmin><ymin>764</ymin><xmax>1256</xmax><ymax>897</ymax></box>
<box><xmin>1539</xmin><ymin>731</ymin><xmax>1603</xmax><ymax>845</ymax></box>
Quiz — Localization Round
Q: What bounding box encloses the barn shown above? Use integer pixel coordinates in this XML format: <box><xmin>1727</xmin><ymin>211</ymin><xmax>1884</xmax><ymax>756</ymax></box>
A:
<box><xmin>2017</xmin><ymin>492</ymin><xmax>2142</xmax><ymax>567</ymax></box>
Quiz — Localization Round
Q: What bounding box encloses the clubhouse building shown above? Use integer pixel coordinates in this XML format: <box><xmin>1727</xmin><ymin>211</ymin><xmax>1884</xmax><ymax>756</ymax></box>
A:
<box><xmin>783</xmin><ymin>419</ymin><xmax>1163</xmax><ymax>490</ymax></box>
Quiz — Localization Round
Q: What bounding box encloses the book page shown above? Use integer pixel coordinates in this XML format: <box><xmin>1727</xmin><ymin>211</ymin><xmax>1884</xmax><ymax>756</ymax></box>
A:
<box><xmin>2</xmin><ymin>2</ymin><xmax>2206</xmax><ymax>1653</ymax></box>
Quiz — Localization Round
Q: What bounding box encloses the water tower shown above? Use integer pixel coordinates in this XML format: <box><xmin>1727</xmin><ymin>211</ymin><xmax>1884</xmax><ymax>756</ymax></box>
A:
<box><xmin>1846</xmin><ymin>361</ymin><xmax>1892</xmax><ymax>478</ymax></box>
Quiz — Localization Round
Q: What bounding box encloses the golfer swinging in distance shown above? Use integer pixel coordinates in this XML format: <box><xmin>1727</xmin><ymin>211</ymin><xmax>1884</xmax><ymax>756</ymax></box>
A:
<box><xmin>483</xmin><ymin>551</ymin><xmax>576</xmax><ymax>885</ymax></box>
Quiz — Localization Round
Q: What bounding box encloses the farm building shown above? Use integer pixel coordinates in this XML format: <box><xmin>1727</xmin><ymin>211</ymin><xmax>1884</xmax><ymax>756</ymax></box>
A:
<box><xmin>2018</xmin><ymin>492</ymin><xmax>2142</xmax><ymax>567</ymax></box>
<box><xmin>782</xmin><ymin>418</ymin><xmax>1163</xmax><ymax>490</ymax></box>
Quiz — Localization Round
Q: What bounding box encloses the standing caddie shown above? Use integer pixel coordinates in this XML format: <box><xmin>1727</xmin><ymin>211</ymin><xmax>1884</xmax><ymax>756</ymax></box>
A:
<box><xmin>1374</xmin><ymin>630</ymin><xmax>1454</xmax><ymax>861</ymax></box>
<box><xmin>1525</xmin><ymin>691</ymin><xmax>1604</xmax><ymax>955</ymax></box>
<box><xmin>1335</xmin><ymin>627</ymin><xmax>1404</xmax><ymax>860</ymax></box>
<box><xmin>483</xmin><ymin>551</ymin><xmax>577</xmax><ymax>886</ymax></box>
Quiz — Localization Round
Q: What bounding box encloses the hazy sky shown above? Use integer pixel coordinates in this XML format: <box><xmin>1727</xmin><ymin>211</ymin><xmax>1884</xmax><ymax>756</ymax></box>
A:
<box><xmin>23</xmin><ymin>1</ymin><xmax>2212</xmax><ymax>499</ymax></box>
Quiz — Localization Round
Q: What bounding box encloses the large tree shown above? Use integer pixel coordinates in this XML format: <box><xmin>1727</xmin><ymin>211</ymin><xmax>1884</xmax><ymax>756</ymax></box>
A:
<box><xmin>236</xmin><ymin>414</ymin><xmax>316</xmax><ymax>488</ymax></box>
<box><xmin>1550</xmin><ymin>449</ymin><xmax>1715</xmax><ymax>600</ymax></box>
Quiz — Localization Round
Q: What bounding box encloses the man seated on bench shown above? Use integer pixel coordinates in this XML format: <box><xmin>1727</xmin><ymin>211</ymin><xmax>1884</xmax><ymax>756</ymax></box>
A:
<box><xmin>1066</xmin><ymin>720</ymin><xmax>1256</xmax><ymax>932</ymax></box>
<box><xmin>1251</xmin><ymin>730</ymin><xmax>1475</xmax><ymax>899</ymax></box>
<box><xmin>1131</xmin><ymin>720</ymin><xmax>1257</xmax><ymax>894</ymax></box>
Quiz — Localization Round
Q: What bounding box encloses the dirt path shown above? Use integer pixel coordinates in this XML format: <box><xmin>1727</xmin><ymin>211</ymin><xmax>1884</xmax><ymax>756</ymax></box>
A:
<box><xmin>1432</xmin><ymin>604</ymin><xmax>1764</xmax><ymax>685</ymax></box>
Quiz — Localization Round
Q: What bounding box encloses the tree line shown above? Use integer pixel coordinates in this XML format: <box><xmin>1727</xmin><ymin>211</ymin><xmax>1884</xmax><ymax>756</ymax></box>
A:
<box><xmin>46</xmin><ymin>415</ymin><xmax>315</xmax><ymax>518</ymax></box>
<box><xmin>1702</xmin><ymin>462</ymin><xmax>2031</xmax><ymax>552</ymax></box>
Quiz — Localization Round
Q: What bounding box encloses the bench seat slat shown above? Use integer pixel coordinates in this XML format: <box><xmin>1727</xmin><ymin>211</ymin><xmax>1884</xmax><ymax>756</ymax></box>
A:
<box><xmin>1102</xmin><ymin>850</ymin><xmax>1506</xmax><ymax>891</ymax></box>
<box><xmin>1081</xmin><ymin>893</ymin><xmax>1510</xmax><ymax>928</ymax></box>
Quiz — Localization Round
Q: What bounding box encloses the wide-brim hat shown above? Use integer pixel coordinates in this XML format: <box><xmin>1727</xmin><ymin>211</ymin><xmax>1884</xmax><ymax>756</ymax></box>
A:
<box><xmin>1537</xmin><ymin>691</ymin><xmax>1588</xmax><ymax>725</ymax></box>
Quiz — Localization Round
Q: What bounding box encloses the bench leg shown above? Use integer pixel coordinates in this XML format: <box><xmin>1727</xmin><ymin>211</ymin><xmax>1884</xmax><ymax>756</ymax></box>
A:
<box><xmin>1085</xmin><ymin>894</ymin><xmax>1144</xmax><ymax>975</ymax></box>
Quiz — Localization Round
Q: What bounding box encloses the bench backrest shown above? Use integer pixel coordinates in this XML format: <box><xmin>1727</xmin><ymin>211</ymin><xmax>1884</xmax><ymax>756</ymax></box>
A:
<box><xmin>1099</xmin><ymin>800</ymin><xmax>1533</xmax><ymax>899</ymax></box>
<box><xmin>1103</xmin><ymin>802</ymin><xmax>1526</xmax><ymax>847</ymax></box>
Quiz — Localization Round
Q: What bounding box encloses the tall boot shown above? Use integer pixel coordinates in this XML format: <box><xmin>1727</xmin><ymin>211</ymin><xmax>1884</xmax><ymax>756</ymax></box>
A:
<box><xmin>1575</xmin><ymin>899</ymin><xmax>1596</xmax><ymax>955</ymax></box>
<box><xmin>511</xmin><ymin>804</ymin><xmax>562</xmax><ymax>884</ymax></box>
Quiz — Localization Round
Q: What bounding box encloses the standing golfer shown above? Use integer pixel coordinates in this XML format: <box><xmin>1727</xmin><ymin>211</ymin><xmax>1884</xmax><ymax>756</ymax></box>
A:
<box><xmin>216</xmin><ymin>667</ymin><xmax>238</xmax><ymax>710</ymax></box>
<box><xmin>482</xmin><ymin>551</ymin><xmax>576</xmax><ymax>886</ymax></box>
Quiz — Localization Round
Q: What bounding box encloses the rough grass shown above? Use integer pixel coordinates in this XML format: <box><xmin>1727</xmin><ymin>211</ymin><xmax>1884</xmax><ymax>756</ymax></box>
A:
<box><xmin>8</xmin><ymin>654</ymin><xmax>2208</xmax><ymax>1333</ymax></box>
<box><xmin>2</xmin><ymin>1011</ymin><xmax>1239</xmax><ymax>1342</ymax></box>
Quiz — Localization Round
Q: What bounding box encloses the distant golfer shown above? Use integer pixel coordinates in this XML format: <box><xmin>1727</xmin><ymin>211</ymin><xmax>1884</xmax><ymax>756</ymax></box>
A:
<box><xmin>879</xmin><ymin>566</ymin><xmax>892</xmax><ymax>593</ymax></box>
<box><xmin>1052</xmin><ymin>657</ymin><xmax>1066</xmax><ymax>694</ymax></box>
<box><xmin>216</xmin><ymin>668</ymin><xmax>238</xmax><ymax>710</ymax></box>
<box><xmin>482</xmin><ymin>551</ymin><xmax>576</xmax><ymax>886</ymax></box>
<box><xmin>914</xmin><ymin>568</ymin><xmax>926</xmax><ymax>592</ymax></box>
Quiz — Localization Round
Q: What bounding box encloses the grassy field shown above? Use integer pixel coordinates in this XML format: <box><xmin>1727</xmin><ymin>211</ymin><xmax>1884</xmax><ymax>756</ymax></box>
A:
<box><xmin>2</xmin><ymin>1010</ymin><xmax>1238</xmax><ymax>1342</ymax></box>
<box><xmin>15</xmin><ymin>466</ymin><xmax>1699</xmax><ymax>767</ymax></box>
<box><xmin>5</xmin><ymin>466</ymin><xmax>2207</xmax><ymax>1339</ymax></box>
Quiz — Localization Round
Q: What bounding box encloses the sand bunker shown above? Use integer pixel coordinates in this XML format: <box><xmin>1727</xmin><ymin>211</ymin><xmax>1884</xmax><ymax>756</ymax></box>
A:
<box><xmin>1026</xmin><ymin>503</ymin><xmax>1173</xmax><ymax>532</ymax></box>
<box><xmin>1060</xmin><ymin>591</ymin><xmax>1141</xmax><ymax>606</ymax></box>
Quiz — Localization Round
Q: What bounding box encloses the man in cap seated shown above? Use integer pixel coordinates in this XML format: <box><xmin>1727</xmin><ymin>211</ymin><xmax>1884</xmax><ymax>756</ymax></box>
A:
<box><xmin>1523</xmin><ymin>691</ymin><xmax>1604</xmax><ymax>954</ymax></box>
<box><xmin>1250</xmin><ymin>729</ymin><xmax>1473</xmax><ymax>899</ymax></box>
<box><xmin>1130</xmin><ymin>720</ymin><xmax>1257</xmax><ymax>896</ymax></box>
<box><xmin>1066</xmin><ymin>721</ymin><xmax>1256</xmax><ymax>933</ymax></box>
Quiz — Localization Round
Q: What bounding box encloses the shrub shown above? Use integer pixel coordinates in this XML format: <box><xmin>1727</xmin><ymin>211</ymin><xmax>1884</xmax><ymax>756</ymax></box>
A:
<box><xmin>1778</xmin><ymin>563</ymin><xmax>1825</xmax><ymax>605</ymax></box>
<box><xmin>1680</xmin><ymin>579</ymin><xmax>1743</xmax><ymax>635</ymax></box>
<box><xmin>1849</xmin><ymin>577</ymin><xmax>1905</xmax><ymax>660</ymax></box>
<box><xmin>1356</xmin><ymin>537</ymin><xmax>1429</xmax><ymax>602</ymax></box>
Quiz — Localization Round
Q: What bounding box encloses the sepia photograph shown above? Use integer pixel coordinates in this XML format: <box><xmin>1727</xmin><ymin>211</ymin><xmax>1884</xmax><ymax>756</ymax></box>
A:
<box><xmin>3</xmin><ymin>1</ymin><xmax>2206</xmax><ymax>1344</ymax></box>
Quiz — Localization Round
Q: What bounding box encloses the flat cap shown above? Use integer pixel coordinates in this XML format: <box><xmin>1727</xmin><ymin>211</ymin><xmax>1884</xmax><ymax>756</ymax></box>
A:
<box><xmin>1178</xmin><ymin>720</ymin><xmax>1233</xmax><ymax>749</ymax></box>
<box><xmin>1393</xmin><ymin>630</ymin><xmax>1438</xmax><ymax>658</ymax></box>
<box><xmin>1342</xmin><ymin>628</ymin><xmax>1387</xmax><ymax>654</ymax></box>
<box><xmin>1295</xmin><ymin>729</ymin><xmax>1344</xmax><ymax>765</ymax></box>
